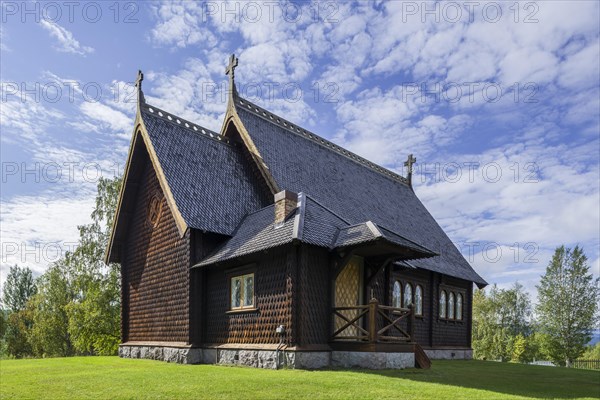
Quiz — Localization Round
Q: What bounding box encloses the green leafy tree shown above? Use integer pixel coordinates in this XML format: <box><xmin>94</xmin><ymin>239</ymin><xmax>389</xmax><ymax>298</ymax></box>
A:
<box><xmin>28</xmin><ymin>264</ymin><xmax>74</xmax><ymax>357</ymax></box>
<box><xmin>0</xmin><ymin>308</ymin><xmax>6</xmax><ymax>357</ymax></box>
<box><xmin>0</xmin><ymin>308</ymin><xmax>6</xmax><ymax>337</ymax></box>
<box><xmin>525</xmin><ymin>330</ymin><xmax>552</xmax><ymax>362</ymax></box>
<box><xmin>5</xmin><ymin>308</ymin><xmax>33</xmax><ymax>358</ymax></box>
<box><xmin>2</xmin><ymin>177</ymin><xmax>122</xmax><ymax>359</ymax></box>
<box><xmin>581</xmin><ymin>343</ymin><xmax>600</xmax><ymax>360</ymax></box>
<box><xmin>65</xmin><ymin>177</ymin><xmax>122</xmax><ymax>355</ymax></box>
<box><xmin>473</xmin><ymin>285</ymin><xmax>511</xmax><ymax>360</ymax></box>
<box><xmin>2</xmin><ymin>265</ymin><xmax>37</xmax><ymax>312</ymax></box>
<box><xmin>498</xmin><ymin>282</ymin><xmax>532</xmax><ymax>337</ymax></box>
<box><xmin>2</xmin><ymin>266</ymin><xmax>37</xmax><ymax>358</ymax></box>
<box><xmin>536</xmin><ymin>246</ymin><xmax>600</xmax><ymax>366</ymax></box>
<box><xmin>473</xmin><ymin>283</ymin><xmax>533</xmax><ymax>361</ymax></box>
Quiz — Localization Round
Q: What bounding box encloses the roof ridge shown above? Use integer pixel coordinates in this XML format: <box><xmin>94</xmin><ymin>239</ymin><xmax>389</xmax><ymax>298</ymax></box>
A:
<box><xmin>292</xmin><ymin>192</ymin><xmax>306</xmax><ymax>240</ymax></box>
<box><xmin>235</xmin><ymin>96</ymin><xmax>409</xmax><ymax>186</ymax></box>
<box><xmin>141</xmin><ymin>102</ymin><xmax>232</xmax><ymax>145</ymax></box>
<box><xmin>365</xmin><ymin>221</ymin><xmax>382</xmax><ymax>237</ymax></box>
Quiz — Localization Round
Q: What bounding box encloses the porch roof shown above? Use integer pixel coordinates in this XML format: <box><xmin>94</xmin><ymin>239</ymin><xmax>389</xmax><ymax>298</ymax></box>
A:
<box><xmin>333</xmin><ymin>221</ymin><xmax>437</xmax><ymax>258</ymax></box>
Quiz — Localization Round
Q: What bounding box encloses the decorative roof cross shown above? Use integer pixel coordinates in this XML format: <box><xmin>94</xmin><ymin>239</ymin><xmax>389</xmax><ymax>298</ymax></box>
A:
<box><xmin>135</xmin><ymin>70</ymin><xmax>143</xmax><ymax>89</ymax></box>
<box><xmin>225</xmin><ymin>53</ymin><xmax>238</xmax><ymax>92</ymax></box>
<box><xmin>135</xmin><ymin>69</ymin><xmax>145</xmax><ymax>104</ymax></box>
<box><xmin>404</xmin><ymin>154</ymin><xmax>417</xmax><ymax>188</ymax></box>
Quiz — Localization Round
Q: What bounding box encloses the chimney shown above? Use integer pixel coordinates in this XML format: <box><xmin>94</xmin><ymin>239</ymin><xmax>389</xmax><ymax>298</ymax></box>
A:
<box><xmin>274</xmin><ymin>190</ymin><xmax>298</xmax><ymax>226</ymax></box>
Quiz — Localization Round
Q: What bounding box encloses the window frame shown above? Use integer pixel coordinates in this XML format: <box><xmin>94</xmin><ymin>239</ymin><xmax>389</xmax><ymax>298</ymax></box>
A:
<box><xmin>448</xmin><ymin>292</ymin><xmax>455</xmax><ymax>320</ymax></box>
<box><xmin>438</xmin><ymin>284</ymin><xmax>466</xmax><ymax>323</ymax></box>
<box><xmin>227</xmin><ymin>265</ymin><xmax>257</xmax><ymax>313</ymax></box>
<box><xmin>439</xmin><ymin>290</ymin><xmax>447</xmax><ymax>318</ymax></box>
<box><xmin>392</xmin><ymin>280</ymin><xmax>402</xmax><ymax>308</ymax></box>
<box><xmin>403</xmin><ymin>282</ymin><xmax>413</xmax><ymax>308</ymax></box>
<box><xmin>456</xmin><ymin>293</ymin><xmax>463</xmax><ymax>321</ymax></box>
<box><xmin>414</xmin><ymin>284</ymin><xmax>424</xmax><ymax>316</ymax></box>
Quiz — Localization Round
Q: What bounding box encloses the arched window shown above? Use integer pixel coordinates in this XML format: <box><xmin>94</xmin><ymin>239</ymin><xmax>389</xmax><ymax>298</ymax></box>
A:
<box><xmin>392</xmin><ymin>281</ymin><xmax>401</xmax><ymax>308</ymax></box>
<box><xmin>448</xmin><ymin>292</ymin><xmax>455</xmax><ymax>319</ymax></box>
<box><xmin>404</xmin><ymin>283</ymin><xmax>413</xmax><ymax>307</ymax></box>
<box><xmin>415</xmin><ymin>285</ymin><xmax>423</xmax><ymax>316</ymax></box>
<box><xmin>439</xmin><ymin>291</ymin><xmax>447</xmax><ymax>318</ymax></box>
<box><xmin>456</xmin><ymin>293</ymin><xmax>463</xmax><ymax>321</ymax></box>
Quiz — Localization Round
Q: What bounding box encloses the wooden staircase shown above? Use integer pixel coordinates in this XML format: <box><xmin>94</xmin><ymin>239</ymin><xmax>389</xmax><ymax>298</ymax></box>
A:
<box><xmin>414</xmin><ymin>343</ymin><xmax>431</xmax><ymax>369</ymax></box>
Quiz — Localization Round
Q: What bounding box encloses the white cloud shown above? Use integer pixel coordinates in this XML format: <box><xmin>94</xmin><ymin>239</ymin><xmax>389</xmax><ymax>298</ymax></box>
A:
<box><xmin>416</xmin><ymin>137</ymin><xmax>599</xmax><ymax>290</ymax></box>
<box><xmin>39</xmin><ymin>20</ymin><xmax>94</xmax><ymax>55</ymax></box>
<box><xmin>0</xmin><ymin>191</ymin><xmax>96</xmax><ymax>290</ymax></box>
<box><xmin>80</xmin><ymin>102</ymin><xmax>132</xmax><ymax>139</ymax></box>
<box><xmin>0</xmin><ymin>82</ymin><xmax>65</xmax><ymax>145</ymax></box>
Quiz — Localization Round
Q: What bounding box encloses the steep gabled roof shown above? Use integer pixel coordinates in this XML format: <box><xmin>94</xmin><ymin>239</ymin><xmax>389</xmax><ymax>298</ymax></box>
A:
<box><xmin>106</xmin><ymin>101</ymin><xmax>268</xmax><ymax>263</ymax></box>
<box><xmin>230</xmin><ymin>95</ymin><xmax>487</xmax><ymax>287</ymax></box>
<box><xmin>139</xmin><ymin>103</ymin><xmax>268</xmax><ymax>234</ymax></box>
<box><xmin>108</xmin><ymin>68</ymin><xmax>486</xmax><ymax>286</ymax></box>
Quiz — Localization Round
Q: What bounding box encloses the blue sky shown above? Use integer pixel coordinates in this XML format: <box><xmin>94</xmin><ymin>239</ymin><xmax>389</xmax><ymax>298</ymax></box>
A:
<box><xmin>1</xmin><ymin>1</ymin><xmax>599</xmax><ymax>300</ymax></box>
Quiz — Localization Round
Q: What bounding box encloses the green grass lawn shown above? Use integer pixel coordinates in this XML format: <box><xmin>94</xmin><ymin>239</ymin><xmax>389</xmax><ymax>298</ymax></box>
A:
<box><xmin>1</xmin><ymin>357</ymin><xmax>598</xmax><ymax>400</ymax></box>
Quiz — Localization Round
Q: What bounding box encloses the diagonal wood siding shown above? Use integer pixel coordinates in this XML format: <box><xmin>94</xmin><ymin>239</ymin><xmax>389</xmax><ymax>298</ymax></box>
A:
<box><xmin>122</xmin><ymin>153</ymin><xmax>191</xmax><ymax>343</ymax></box>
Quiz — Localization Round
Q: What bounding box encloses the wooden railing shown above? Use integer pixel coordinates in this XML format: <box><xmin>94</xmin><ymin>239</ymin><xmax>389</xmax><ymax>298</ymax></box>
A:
<box><xmin>332</xmin><ymin>298</ymin><xmax>415</xmax><ymax>343</ymax></box>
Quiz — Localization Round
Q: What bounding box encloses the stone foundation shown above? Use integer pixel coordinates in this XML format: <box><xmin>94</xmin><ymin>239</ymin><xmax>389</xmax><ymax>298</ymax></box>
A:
<box><xmin>119</xmin><ymin>344</ymin><xmax>415</xmax><ymax>369</ymax></box>
<box><xmin>119</xmin><ymin>344</ymin><xmax>202</xmax><ymax>364</ymax></box>
<box><xmin>424</xmin><ymin>349</ymin><xmax>472</xmax><ymax>360</ymax></box>
<box><xmin>331</xmin><ymin>351</ymin><xmax>414</xmax><ymax>369</ymax></box>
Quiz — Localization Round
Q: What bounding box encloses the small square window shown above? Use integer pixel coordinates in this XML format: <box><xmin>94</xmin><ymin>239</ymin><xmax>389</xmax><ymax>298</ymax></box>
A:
<box><xmin>231</xmin><ymin>273</ymin><xmax>254</xmax><ymax>310</ymax></box>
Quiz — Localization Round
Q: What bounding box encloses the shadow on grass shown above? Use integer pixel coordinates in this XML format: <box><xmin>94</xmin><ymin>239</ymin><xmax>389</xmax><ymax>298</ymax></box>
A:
<box><xmin>353</xmin><ymin>360</ymin><xmax>600</xmax><ymax>399</ymax></box>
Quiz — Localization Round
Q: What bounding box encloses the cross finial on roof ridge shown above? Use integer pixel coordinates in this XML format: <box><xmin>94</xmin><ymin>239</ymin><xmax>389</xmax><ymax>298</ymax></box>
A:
<box><xmin>404</xmin><ymin>154</ymin><xmax>417</xmax><ymax>189</ymax></box>
<box><xmin>225</xmin><ymin>54</ymin><xmax>238</xmax><ymax>93</ymax></box>
<box><xmin>135</xmin><ymin>69</ymin><xmax>145</xmax><ymax>104</ymax></box>
<box><xmin>135</xmin><ymin>70</ymin><xmax>143</xmax><ymax>89</ymax></box>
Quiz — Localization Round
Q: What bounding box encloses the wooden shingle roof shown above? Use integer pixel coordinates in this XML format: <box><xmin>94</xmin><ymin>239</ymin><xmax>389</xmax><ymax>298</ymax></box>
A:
<box><xmin>230</xmin><ymin>95</ymin><xmax>487</xmax><ymax>287</ymax></box>
<box><xmin>108</xmin><ymin>77</ymin><xmax>487</xmax><ymax>286</ymax></box>
<box><xmin>194</xmin><ymin>194</ymin><xmax>435</xmax><ymax>267</ymax></box>
<box><xmin>140</xmin><ymin>103</ymin><xmax>269</xmax><ymax>235</ymax></box>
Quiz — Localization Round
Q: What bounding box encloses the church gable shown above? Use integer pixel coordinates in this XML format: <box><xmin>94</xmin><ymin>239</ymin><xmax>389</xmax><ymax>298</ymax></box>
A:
<box><xmin>139</xmin><ymin>104</ymin><xmax>270</xmax><ymax>234</ymax></box>
<box><xmin>122</xmin><ymin>142</ymin><xmax>191</xmax><ymax>342</ymax></box>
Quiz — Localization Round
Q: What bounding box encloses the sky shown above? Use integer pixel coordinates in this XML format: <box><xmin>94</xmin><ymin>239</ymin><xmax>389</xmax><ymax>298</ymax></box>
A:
<box><xmin>1</xmin><ymin>1</ymin><xmax>599</xmax><ymax>302</ymax></box>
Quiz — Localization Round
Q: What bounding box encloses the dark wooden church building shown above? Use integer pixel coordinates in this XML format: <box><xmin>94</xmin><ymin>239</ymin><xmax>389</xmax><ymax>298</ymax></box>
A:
<box><xmin>106</xmin><ymin>56</ymin><xmax>487</xmax><ymax>369</ymax></box>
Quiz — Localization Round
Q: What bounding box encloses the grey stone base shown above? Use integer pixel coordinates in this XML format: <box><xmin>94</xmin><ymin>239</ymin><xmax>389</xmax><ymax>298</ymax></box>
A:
<box><xmin>120</xmin><ymin>344</ymin><xmax>416</xmax><ymax>369</ymax></box>
<box><xmin>119</xmin><ymin>345</ymin><xmax>202</xmax><ymax>364</ymax></box>
<box><xmin>215</xmin><ymin>349</ymin><xmax>331</xmax><ymax>369</ymax></box>
<box><xmin>424</xmin><ymin>349</ymin><xmax>473</xmax><ymax>360</ymax></box>
<box><xmin>331</xmin><ymin>351</ymin><xmax>414</xmax><ymax>369</ymax></box>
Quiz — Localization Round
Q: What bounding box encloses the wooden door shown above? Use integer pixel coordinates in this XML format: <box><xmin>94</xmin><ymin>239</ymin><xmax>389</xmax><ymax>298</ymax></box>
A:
<box><xmin>334</xmin><ymin>256</ymin><xmax>364</xmax><ymax>339</ymax></box>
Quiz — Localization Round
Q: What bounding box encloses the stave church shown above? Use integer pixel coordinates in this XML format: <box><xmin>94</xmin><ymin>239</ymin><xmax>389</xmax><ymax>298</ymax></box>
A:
<box><xmin>106</xmin><ymin>55</ymin><xmax>487</xmax><ymax>369</ymax></box>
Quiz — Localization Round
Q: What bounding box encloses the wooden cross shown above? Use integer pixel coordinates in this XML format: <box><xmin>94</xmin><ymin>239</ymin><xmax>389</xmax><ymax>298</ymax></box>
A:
<box><xmin>135</xmin><ymin>70</ymin><xmax>143</xmax><ymax>89</ymax></box>
<box><xmin>225</xmin><ymin>54</ymin><xmax>238</xmax><ymax>87</ymax></box>
<box><xmin>404</xmin><ymin>154</ymin><xmax>416</xmax><ymax>173</ymax></box>
<box><xmin>404</xmin><ymin>154</ymin><xmax>417</xmax><ymax>187</ymax></box>
<box><xmin>134</xmin><ymin>70</ymin><xmax>145</xmax><ymax>104</ymax></box>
